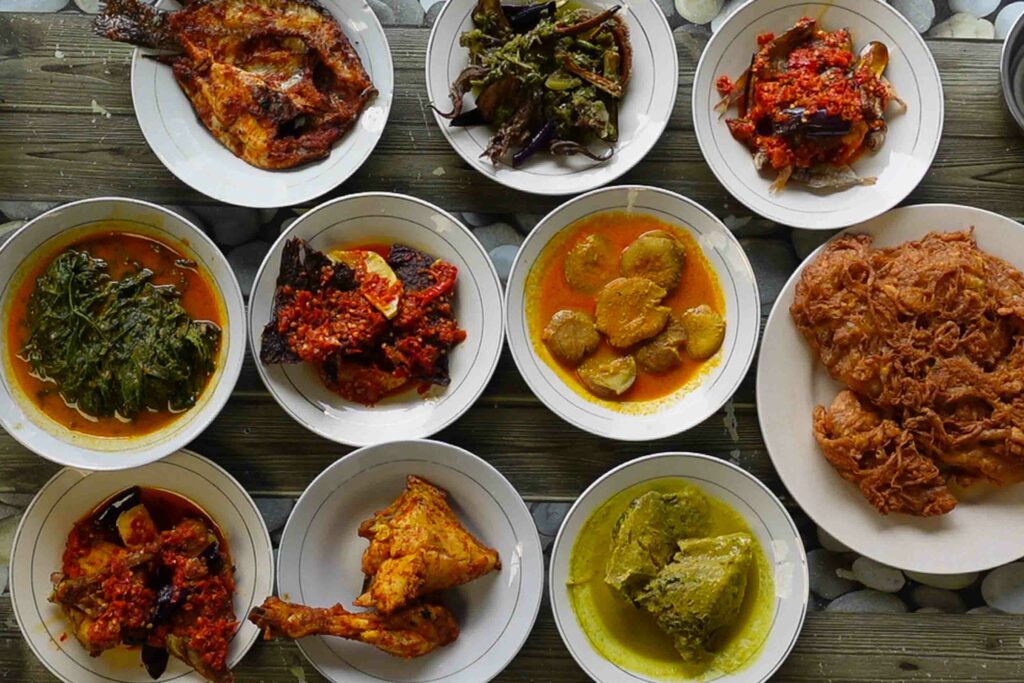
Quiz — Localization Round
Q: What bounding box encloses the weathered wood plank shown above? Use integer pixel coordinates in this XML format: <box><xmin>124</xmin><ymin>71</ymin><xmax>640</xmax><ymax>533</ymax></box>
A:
<box><xmin>1</xmin><ymin>15</ymin><xmax>1022</xmax><ymax>219</ymax></box>
<box><xmin>3</xmin><ymin>598</ymin><xmax>1024</xmax><ymax>682</ymax></box>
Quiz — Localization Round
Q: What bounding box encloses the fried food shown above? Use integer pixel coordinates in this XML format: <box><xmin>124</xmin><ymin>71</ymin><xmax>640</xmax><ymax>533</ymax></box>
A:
<box><xmin>595</xmin><ymin>277</ymin><xmax>670</xmax><ymax>348</ymax></box>
<box><xmin>97</xmin><ymin>0</ymin><xmax>375</xmax><ymax>170</ymax></box>
<box><xmin>355</xmin><ymin>476</ymin><xmax>501</xmax><ymax>614</ymax></box>
<box><xmin>791</xmin><ymin>230</ymin><xmax>1024</xmax><ymax>516</ymax></box>
<box><xmin>249</xmin><ymin>597</ymin><xmax>459</xmax><ymax>658</ymax></box>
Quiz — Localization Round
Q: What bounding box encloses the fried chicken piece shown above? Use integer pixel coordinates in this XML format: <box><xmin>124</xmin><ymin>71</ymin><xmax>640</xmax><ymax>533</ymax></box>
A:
<box><xmin>813</xmin><ymin>390</ymin><xmax>957</xmax><ymax>516</ymax></box>
<box><xmin>355</xmin><ymin>476</ymin><xmax>501</xmax><ymax>614</ymax></box>
<box><xmin>248</xmin><ymin>597</ymin><xmax>458</xmax><ymax>658</ymax></box>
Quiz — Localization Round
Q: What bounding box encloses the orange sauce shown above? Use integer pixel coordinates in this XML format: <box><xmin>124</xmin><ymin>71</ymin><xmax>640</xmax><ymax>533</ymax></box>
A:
<box><xmin>6</xmin><ymin>228</ymin><xmax>223</xmax><ymax>437</ymax></box>
<box><xmin>526</xmin><ymin>211</ymin><xmax>726</xmax><ymax>405</ymax></box>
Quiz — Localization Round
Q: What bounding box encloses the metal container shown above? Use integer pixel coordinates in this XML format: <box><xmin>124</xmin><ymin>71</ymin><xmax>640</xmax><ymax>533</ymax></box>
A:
<box><xmin>1001</xmin><ymin>10</ymin><xmax>1024</xmax><ymax>132</ymax></box>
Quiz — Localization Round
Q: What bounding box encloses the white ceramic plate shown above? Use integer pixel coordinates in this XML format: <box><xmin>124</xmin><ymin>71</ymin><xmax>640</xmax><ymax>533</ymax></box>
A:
<box><xmin>248</xmin><ymin>192</ymin><xmax>504</xmax><ymax>446</ymax></box>
<box><xmin>550</xmin><ymin>452</ymin><xmax>808</xmax><ymax>683</ymax></box>
<box><xmin>693</xmin><ymin>0</ymin><xmax>943</xmax><ymax>230</ymax></box>
<box><xmin>9</xmin><ymin>449</ymin><xmax>274</xmax><ymax>683</ymax></box>
<box><xmin>276</xmin><ymin>439</ymin><xmax>543</xmax><ymax>683</ymax></box>
<box><xmin>758</xmin><ymin>204</ymin><xmax>1024</xmax><ymax>573</ymax></box>
<box><xmin>505</xmin><ymin>185</ymin><xmax>759</xmax><ymax>440</ymax></box>
<box><xmin>0</xmin><ymin>198</ymin><xmax>246</xmax><ymax>471</ymax></box>
<box><xmin>425</xmin><ymin>0</ymin><xmax>677</xmax><ymax>196</ymax></box>
<box><xmin>131</xmin><ymin>0</ymin><xmax>393</xmax><ymax>208</ymax></box>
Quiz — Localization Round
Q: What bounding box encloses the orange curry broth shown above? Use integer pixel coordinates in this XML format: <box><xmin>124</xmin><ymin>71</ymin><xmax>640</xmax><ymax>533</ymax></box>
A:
<box><xmin>6</xmin><ymin>227</ymin><xmax>223</xmax><ymax>437</ymax></box>
<box><xmin>527</xmin><ymin>211</ymin><xmax>726</xmax><ymax>403</ymax></box>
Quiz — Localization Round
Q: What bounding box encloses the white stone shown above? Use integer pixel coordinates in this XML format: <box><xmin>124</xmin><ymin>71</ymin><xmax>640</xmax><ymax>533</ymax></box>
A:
<box><xmin>825</xmin><ymin>589</ymin><xmax>908</xmax><ymax>613</ymax></box>
<box><xmin>892</xmin><ymin>0</ymin><xmax>936</xmax><ymax>33</ymax></box>
<box><xmin>674</xmin><ymin>0</ymin><xmax>723</xmax><ymax>25</ymax></box>
<box><xmin>996</xmin><ymin>2</ymin><xmax>1024</xmax><ymax>38</ymax></box>
<box><xmin>368</xmin><ymin>0</ymin><xmax>396</xmax><ymax>25</ymax></box>
<box><xmin>0</xmin><ymin>565</ymin><xmax>7</xmax><ymax>596</ymax></box>
<box><xmin>0</xmin><ymin>516</ymin><xmax>19</xmax><ymax>566</ymax></box>
<box><xmin>473</xmin><ymin>222</ymin><xmax>523</xmax><ymax>251</ymax></box>
<box><xmin>816</xmin><ymin>525</ymin><xmax>852</xmax><ymax>553</ymax></box>
<box><xmin>808</xmin><ymin>549</ymin><xmax>857</xmax><ymax>600</ymax></box>
<box><xmin>384</xmin><ymin>0</ymin><xmax>425</xmax><ymax>25</ymax></box>
<box><xmin>851</xmin><ymin>557</ymin><xmax>905</xmax><ymax>593</ymax></box>
<box><xmin>489</xmin><ymin>245</ymin><xmax>518</xmax><ymax>285</ymax></box>
<box><xmin>460</xmin><ymin>212</ymin><xmax>494</xmax><ymax>228</ymax></box>
<box><xmin>73</xmin><ymin>0</ymin><xmax>100</xmax><ymax>12</ymax></box>
<box><xmin>911</xmin><ymin>585</ymin><xmax>967</xmax><ymax>613</ymax></box>
<box><xmin>929</xmin><ymin>13</ymin><xmax>995</xmax><ymax>38</ymax></box>
<box><xmin>425</xmin><ymin>0</ymin><xmax>443</xmax><ymax>26</ymax></box>
<box><xmin>950</xmin><ymin>0</ymin><xmax>1000</xmax><ymax>17</ymax></box>
<box><xmin>905</xmin><ymin>570</ymin><xmax>979</xmax><ymax>590</ymax></box>
<box><xmin>227</xmin><ymin>241</ymin><xmax>273</xmax><ymax>294</ymax></box>
<box><xmin>982</xmin><ymin>562</ymin><xmax>1024</xmax><ymax>613</ymax></box>
<box><xmin>711</xmin><ymin>0</ymin><xmax>745</xmax><ymax>32</ymax></box>
<box><xmin>193</xmin><ymin>206</ymin><xmax>260</xmax><ymax>247</ymax></box>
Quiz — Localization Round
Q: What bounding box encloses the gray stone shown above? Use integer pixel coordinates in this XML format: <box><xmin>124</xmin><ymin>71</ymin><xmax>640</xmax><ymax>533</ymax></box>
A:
<box><xmin>929</xmin><ymin>13</ymin><xmax>995</xmax><ymax>38</ymax></box>
<box><xmin>514</xmin><ymin>213</ymin><xmax>544</xmax><ymax>234</ymax></box>
<box><xmin>530</xmin><ymin>501</ymin><xmax>570</xmax><ymax>538</ymax></box>
<box><xmin>911</xmin><ymin>585</ymin><xmax>967</xmax><ymax>613</ymax></box>
<box><xmin>892</xmin><ymin>0</ymin><xmax>936</xmax><ymax>33</ymax></box>
<box><xmin>461</xmin><ymin>212</ymin><xmax>495</xmax><ymax>228</ymax></box>
<box><xmin>0</xmin><ymin>201</ymin><xmax>56</xmax><ymax>221</ymax></box>
<box><xmin>490</xmin><ymin>245</ymin><xmax>518</xmax><ymax>285</ymax></box>
<box><xmin>791</xmin><ymin>228</ymin><xmax>838</xmax><ymax>260</ymax></box>
<box><xmin>384</xmin><ymin>0</ymin><xmax>425</xmax><ymax>25</ymax></box>
<box><xmin>165</xmin><ymin>205</ymin><xmax>206</xmax><ymax>232</ymax></box>
<box><xmin>982</xmin><ymin>562</ymin><xmax>1024</xmax><ymax>613</ymax></box>
<box><xmin>0</xmin><ymin>493</ymin><xmax>33</xmax><ymax>507</ymax></box>
<box><xmin>815</xmin><ymin>525</ymin><xmax>851</xmax><ymax>553</ymax></box>
<box><xmin>850</xmin><ymin>557</ymin><xmax>905</xmax><ymax>593</ymax></box>
<box><xmin>825</xmin><ymin>589</ymin><xmax>908</xmax><ymax>613</ymax></box>
<box><xmin>73</xmin><ymin>0</ymin><xmax>100</xmax><ymax>12</ymax></box>
<box><xmin>905</xmin><ymin>570</ymin><xmax>978</xmax><ymax>590</ymax></box>
<box><xmin>739</xmin><ymin>237</ymin><xmax>797</xmax><ymax>306</ymax></box>
<box><xmin>474</xmin><ymin>222</ymin><xmax>523</xmax><ymax>251</ymax></box>
<box><xmin>674</xmin><ymin>0</ymin><xmax>722</xmax><ymax>24</ymax></box>
<box><xmin>724</xmin><ymin>215</ymin><xmax>781</xmax><ymax>237</ymax></box>
<box><xmin>808</xmin><ymin>548</ymin><xmax>857</xmax><ymax>600</ymax></box>
<box><xmin>425</xmin><ymin>0</ymin><xmax>443</xmax><ymax>26</ymax></box>
<box><xmin>258</xmin><ymin>208</ymin><xmax>280</xmax><ymax>225</ymax></box>
<box><xmin>0</xmin><ymin>503</ymin><xmax>20</xmax><ymax>521</ymax></box>
<box><xmin>949</xmin><ymin>0</ymin><xmax>1000</xmax><ymax>17</ymax></box>
<box><xmin>368</xmin><ymin>0</ymin><xmax>396</xmax><ymax>25</ymax></box>
<box><xmin>193</xmin><ymin>205</ymin><xmax>260</xmax><ymax>247</ymax></box>
<box><xmin>0</xmin><ymin>515</ymin><xmax>20</xmax><ymax>565</ymax></box>
<box><xmin>255</xmin><ymin>498</ymin><xmax>294</xmax><ymax>534</ymax></box>
<box><xmin>0</xmin><ymin>564</ymin><xmax>7</xmax><ymax>596</ymax></box>
<box><xmin>227</xmin><ymin>241</ymin><xmax>273</xmax><ymax>295</ymax></box>
<box><xmin>996</xmin><ymin>2</ymin><xmax>1024</xmax><ymax>38</ymax></box>
<box><xmin>0</xmin><ymin>220</ymin><xmax>25</xmax><ymax>248</ymax></box>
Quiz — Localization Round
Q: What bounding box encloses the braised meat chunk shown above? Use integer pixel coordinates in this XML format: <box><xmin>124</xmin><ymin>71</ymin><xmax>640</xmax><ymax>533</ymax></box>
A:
<box><xmin>621</xmin><ymin>230</ymin><xmax>685</xmax><ymax>290</ymax></box>
<box><xmin>543</xmin><ymin>309</ymin><xmax>601</xmax><ymax>365</ymax></box>
<box><xmin>564</xmin><ymin>234</ymin><xmax>618</xmax><ymax>293</ymax></box>
<box><xmin>595</xmin><ymin>277</ymin><xmax>670</xmax><ymax>348</ymax></box>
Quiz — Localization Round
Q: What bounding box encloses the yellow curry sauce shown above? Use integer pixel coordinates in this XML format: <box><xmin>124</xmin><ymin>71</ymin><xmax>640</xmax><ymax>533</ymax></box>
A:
<box><xmin>526</xmin><ymin>211</ymin><xmax>726</xmax><ymax>408</ymax></box>
<box><xmin>5</xmin><ymin>224</ymin><xmax>223</xmax><ymax>437</ymax></box>
<box><xmin>567</xmin><ymin>478</ymin><xmax>774</xmax><ymax>680</ymax></box>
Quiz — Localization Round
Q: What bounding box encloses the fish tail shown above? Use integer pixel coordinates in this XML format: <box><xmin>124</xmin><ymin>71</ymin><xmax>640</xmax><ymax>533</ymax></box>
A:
<box><xmin>95</xmin><ymin>0</ymin><xmax>177</xmax><ymax>50</ymax></box>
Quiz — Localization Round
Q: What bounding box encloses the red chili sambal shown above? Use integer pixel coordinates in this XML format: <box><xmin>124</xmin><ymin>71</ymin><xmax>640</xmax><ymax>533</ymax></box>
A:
<box><xmin>52</xmin><ymin>486</ymin><xmax>237</xmax><ymax>682</ymax></box>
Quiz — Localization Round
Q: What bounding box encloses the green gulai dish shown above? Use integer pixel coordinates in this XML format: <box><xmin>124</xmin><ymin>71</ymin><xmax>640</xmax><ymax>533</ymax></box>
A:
<box><xmin>567</xmin><ymin>478</ymin><xmax>774</xmax><ymax>680</ymax></box>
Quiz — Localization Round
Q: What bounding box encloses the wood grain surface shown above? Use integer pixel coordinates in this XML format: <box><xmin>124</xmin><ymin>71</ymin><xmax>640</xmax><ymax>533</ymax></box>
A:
<box><xmin>2</xmin><ymin>10</ymin><xmax>1024</xmax><ymax>682</ymax></box>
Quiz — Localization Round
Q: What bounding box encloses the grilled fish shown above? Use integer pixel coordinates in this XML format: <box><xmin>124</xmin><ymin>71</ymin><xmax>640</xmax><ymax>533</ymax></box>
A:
<box><xmin>97</xmin><ymin>0</ymin><xmax>376</xmax><ymax>170</ymax></box>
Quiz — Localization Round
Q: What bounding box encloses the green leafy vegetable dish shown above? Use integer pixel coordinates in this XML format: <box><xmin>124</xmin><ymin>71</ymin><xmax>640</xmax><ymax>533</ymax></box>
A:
<box><xmin>437</xmin><ymin>0</ymin><xmax>632</xmax><ymax>167</ymax></box>
<box><xmin>6</xmin><ymin>227</ymin><xmax>223</xmax><ymax>438</ymax></box>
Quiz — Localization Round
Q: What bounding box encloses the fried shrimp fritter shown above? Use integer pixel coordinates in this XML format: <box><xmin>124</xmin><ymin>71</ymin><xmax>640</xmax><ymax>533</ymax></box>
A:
<box><xmin>791</xmin><ymin>230</ymin><xmax>1024</xmax><ymax>516</ymax></box>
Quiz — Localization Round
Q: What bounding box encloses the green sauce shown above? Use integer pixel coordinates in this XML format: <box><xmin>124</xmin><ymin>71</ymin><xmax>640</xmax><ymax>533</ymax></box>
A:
<box><xmin>567</xmin><ymin>478</ymin><xmax>775</xmax><ymax>680</ymax></box>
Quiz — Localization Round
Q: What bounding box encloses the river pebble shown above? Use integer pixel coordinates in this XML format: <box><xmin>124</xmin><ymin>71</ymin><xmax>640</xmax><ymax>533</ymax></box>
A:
<box><xmin>514</xmin><ymin>213</ymin><xmax>544</xmax><ymax>234</ymax></box>
<box><xmin>0</xmin><ymin>220</ymin><xmax>25</xmax><ymax>248</ymax></box>
<box><xmin>0</xmin><ymin>201</ymin><xmax>56</xmax><ymax>221</ymax></box>
<box><xmin>227</xmin><ymin>241</ymin><xmax>273</xmax><ymax>294</ymax></box>
<box><xmin>905</xmin><ymin>570</ymin><xmax>978</xmax><ymax>590</ymax></box>
<box><xmin>0</xmin><ymin>0</ymin><xmax>68</xmax><ymax>10</ymax></box>
<box><xmin>0</xmin><ymin>565</ymin><xmax>7</xmax><ymax>595</ymax></box>
<box><xmin>489</xmin><ymin>245</ymin><xmax>518</xmax><ymax>284</ymax></box>
<box><xmin>826</xmin><ymin>589</ymin><xmax>908</xmax><ymax>613</ymax></box>
<box><xmin>0</xmin><ymin>516</ymin><xmax>19</xmax><ymax>565</ymax></box>
<box><xmin>255</xmin><ymin>498</ymin><xmax>295</xmax><ymax>535</ymax></box>
<box><xmin>911</xmin><ymin>585</ymin><xmax>967</xmax><ymax>613</ymax></box>
<box><xmin>849</xmin><ymin>557</ymin><xmax>905</xmax><ymax>593</ymax></box>
<box><xmin>711</xmin><ymin>0</ymin><xmax>744</xmax><ymax>32</ymax></box>
<box><xmin>193</xmin><ymin>206</ymin><xmax>260</xmax><ymax>247</ymax></box>
<box><xmin>739</xmin><ymin>237</ymin><xmax>797</xmax><ymax>306</ymax></box>
<box><xmin>949</xmin><ymin>0</ymin><xmax>1000</xmax><ymax>17</ymax></box>
<box><xmin>892</xmin><ymin>0</ymin><xmax>936</xmax><ymax>33</ymax></box>
<box><xmin>425</xmin><ymin>0</ymin><xmax>444</xmax><ymax>26</ymax></box>
<box><xmin>929</xmin><ymin>13</ymin><xmax>995</xmax><ymax>38</ymax></box>
<box><xmin>461</xmin><ymin>212</ymin><xmax>495</xmax><ymax>228</ymax></box>
<box><xmin>996</xmin><ymin>2</ymin><xmax>1024</xmax><ymax>38</ymax></box>
<box><xmin>674</xmin><ymin>0</ymin><xmax>722</xmax><ymax>24</ymax></box>
<box><xmin>474</xmin><ymin>222</ymin><xmax>523</xmax><ymax>251</ymax></box>
<box><xmin>73</xmin><ymin>0</ymin><xmax>100</xmax><ymax>11</ymax></box>
<box><xmin>384</xmin><ymin>0</ymin><xmax>425</xmax><ymax>25</ymax></box>
<box><xmin>808</xmin><ymin>549</ymin><xmax>857</xmax><ymax>600</ymax></box>
<box><xmin>815</xmin><ymin>525</ymin><xmax>851</xmax><ymax>553</ymax></box>
<box><xmin>982</xmin><ymin>562</ymin><xmax>1024</xmax><ymax>613</ymax></box>
<box><xmin>368</xmin><ymin>0</ymin><xmax>396</xmax><ymax>25</ymax></box>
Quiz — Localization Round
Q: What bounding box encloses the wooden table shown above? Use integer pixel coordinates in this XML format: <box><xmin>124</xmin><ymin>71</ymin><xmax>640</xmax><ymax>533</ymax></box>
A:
<box><xmin>3</xmin><ymin>9</ymin><xmax>1024</xmax><ymax>682</ymax></box>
